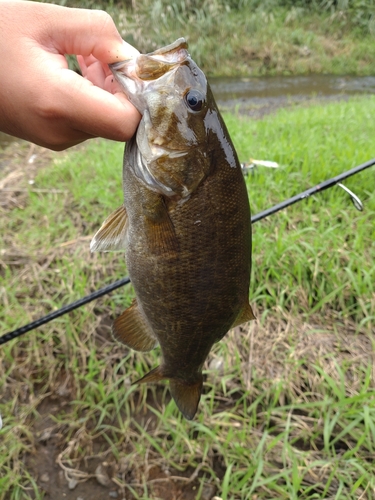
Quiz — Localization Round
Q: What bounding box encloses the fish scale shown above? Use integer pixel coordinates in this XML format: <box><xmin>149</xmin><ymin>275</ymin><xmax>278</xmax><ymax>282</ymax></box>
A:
<box><xmin>91</xmin><ymin>38</ymin><xmax>254</xmax><ymax>419</ymax></box>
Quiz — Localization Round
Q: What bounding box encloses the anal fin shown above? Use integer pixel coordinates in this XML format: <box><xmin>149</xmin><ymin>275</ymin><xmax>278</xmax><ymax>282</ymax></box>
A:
<box><xmin>112</xmin><ymin>299</ymin><xmax>158</xmax><ymax>352</ymax></box>
<box><xmin>90</xmin><ymin>205</ymin><xmax>128</xmax><ymax>252</ymax></box>
<box><xmin>232</xmin><ymin>303</ymin><xmax>256</xmax><ymax>328</ymax></box>
<box><xmin>134</xmin><ymin>366</ymin><xmax>165</xmax><ymax>385</ymax></box>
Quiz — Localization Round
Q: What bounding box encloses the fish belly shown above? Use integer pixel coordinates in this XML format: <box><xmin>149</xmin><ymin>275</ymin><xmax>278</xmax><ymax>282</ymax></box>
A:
<box><xmin>123</xmin><ymin>153</ymin><xmax>251</xmax><ymax>376</ymax></box>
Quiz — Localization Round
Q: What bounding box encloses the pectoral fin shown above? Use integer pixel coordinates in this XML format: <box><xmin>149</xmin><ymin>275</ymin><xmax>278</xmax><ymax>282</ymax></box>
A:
<box><xmin>143</xmin><ymin>195</ymin><xmax>179</xmax><ymax>256</ymax></box>
<box><xmin>146</xmin><ymin>216</ymin><xmax>179</xmax><ymax>256</ymax></box>
<box><xmin>112</xmin><ymin>299</ymin><xmax>158</xmax><ymax>352</ymax></box>
<box><xmin>232</xmin><ymin>303</ymin><xmax>256</xmax><ymax>328</ymax></box>
<box><xmin>90</xmin><ymin>205</ymin><xmax>128</xmax><ymax>252</ymax></box>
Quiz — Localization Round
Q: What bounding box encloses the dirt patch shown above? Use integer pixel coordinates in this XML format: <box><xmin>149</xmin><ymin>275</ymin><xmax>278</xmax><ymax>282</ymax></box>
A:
<box><xmin>25</xmin><ymin>393</ymin><xmax>214</xmax><ymax>500</ymax></box>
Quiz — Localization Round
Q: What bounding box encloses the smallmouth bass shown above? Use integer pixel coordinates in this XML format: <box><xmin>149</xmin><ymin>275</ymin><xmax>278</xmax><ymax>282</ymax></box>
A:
<box><xmin>91</xmin><ymin>38</ymin><xmax>254</xmax><ymax>420</ymax></box>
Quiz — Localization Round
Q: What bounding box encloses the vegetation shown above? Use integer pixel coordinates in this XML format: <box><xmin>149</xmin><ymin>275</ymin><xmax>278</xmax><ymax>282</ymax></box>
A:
<box><xmin>1</xmin><ymin>96</ymin><xmax>374</xmax><ymax>498</ymax></box>
<box><xmin>44</xmin><ymin>0</ymin><xmax>375</xmax><ymax>76</ymax></box>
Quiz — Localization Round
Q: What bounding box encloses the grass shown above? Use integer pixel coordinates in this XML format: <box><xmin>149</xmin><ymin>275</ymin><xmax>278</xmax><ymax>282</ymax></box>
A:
<box><xmin>0</xmin><ymin>96</ymin><xmax>375</xmax><ymax>499</ymax></box>
<box><xmin>47</xmin><ymin>0</ymin><xmax>375</xmax><ymax>77</ymax></box>
<box><xmin>229</xmin><ymin>98</ymin><xmax>375</xmax><ymax>320</ymax></box>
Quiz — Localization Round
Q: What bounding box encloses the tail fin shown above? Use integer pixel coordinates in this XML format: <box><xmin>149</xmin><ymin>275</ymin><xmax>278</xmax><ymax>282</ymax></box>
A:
<box><xmin>133</xmin><ymin>367</ymin><xmax>203</xmax><ymax>420</ymax></box>
<box><xmin>169</xmin><ymin>376</ymin><xmax>203</xmax><ymax>420</ymax></box>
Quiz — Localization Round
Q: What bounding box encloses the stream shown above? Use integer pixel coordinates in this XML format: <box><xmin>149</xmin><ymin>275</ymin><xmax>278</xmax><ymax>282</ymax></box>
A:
<box><xmin>210</xmin><ymin>74</ymin><xmax>375</xmax><ymax>114</ymax></box>
<box><xmin>1</xmin><ymin>75</ymin><xmax>375</xmax><ymax>148</ymax></box>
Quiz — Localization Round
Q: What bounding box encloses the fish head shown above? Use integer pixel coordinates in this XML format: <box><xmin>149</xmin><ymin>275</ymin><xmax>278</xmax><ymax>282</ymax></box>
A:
<box><xmin>110</xmin><ymin>38</ymin><xmax>214</xmax><ymax>199</ymax></box>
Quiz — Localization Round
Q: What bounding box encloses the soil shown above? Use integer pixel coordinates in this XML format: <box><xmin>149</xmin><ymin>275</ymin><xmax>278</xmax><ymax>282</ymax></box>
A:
<box><xmin>24</xmin><ymin>392</ymin><xmax>216</xmax><ymax>500</ymax></box>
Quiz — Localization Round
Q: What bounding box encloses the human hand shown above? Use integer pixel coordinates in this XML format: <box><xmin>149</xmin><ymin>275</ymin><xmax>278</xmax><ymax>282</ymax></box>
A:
<box><xmin>0</xmin><ymin>1</ymin><xmax>141</xmax><ymax>150</ymax></box>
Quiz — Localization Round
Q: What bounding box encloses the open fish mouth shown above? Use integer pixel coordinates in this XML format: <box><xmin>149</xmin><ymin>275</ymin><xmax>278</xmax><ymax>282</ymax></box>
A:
<box><xmin>109</xmin><ymin>38</ymin><xmax>190</xmax><ymax>102</ymax></box>
<box><xmin>110</xmin><ymin>38</ymin><xmax>189</xmax><ymax>82</ymax></box>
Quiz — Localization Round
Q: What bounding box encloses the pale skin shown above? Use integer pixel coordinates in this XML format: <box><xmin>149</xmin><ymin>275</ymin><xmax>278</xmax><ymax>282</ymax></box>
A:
<box><xmin>0</xmin><ymin>0</ymin><xmax>141</xmax><ymax>150</ymax></box>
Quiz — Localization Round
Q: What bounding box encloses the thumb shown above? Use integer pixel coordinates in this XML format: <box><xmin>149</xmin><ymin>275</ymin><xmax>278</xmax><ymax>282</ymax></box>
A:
<box><xmin>35</xmin><ymin>3</ymin><xmax>139</xmax><ymax>63</ymax></box>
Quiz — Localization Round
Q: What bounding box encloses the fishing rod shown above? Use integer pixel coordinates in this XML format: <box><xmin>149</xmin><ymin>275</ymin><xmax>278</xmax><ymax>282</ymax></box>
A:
<box><xmin>0</xmin><ymin>278</ymin><xmax>131</xmax><ymax>346</ymax></box>
<box><xmin>250</xmin><ymin>156</ymin><xmax>375</xmax><ymax>222</ymax></box>
<box><xmin>1</xmin><ymin>157</ymin><xmax>374</xmax><ymax>346</ymax></box>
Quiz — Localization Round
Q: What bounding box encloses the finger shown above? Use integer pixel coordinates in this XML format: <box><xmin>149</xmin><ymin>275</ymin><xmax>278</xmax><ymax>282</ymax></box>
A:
<box><xmin>38</xmin><ymin>135</ymin><xmax>93</xmax><ymax>152</ymax></box>
<box><xmin>55</xmin><ymin>70</ymin><xmax>141</xmax><ymax>142</ymax></box>
<box><xmin>83</xmin><ymin>60</ymin><xmax>107</xmax><ymax>88</ymax></box>
<box><xmin>77</xmin><ymin>55</ymin><xmax>87</xmax><ymax>76</ymax></box>
<box><xmin>39</xmin><ymin>4</ymin><xmax>139</xmax><ymax>63</ymax></box>
<box><xmin>104</xmin><ymin>73</ymin><xmax>125</xmax><ymax>94</ymax></box>
<box><xmin>78</xmin><ymin>55</ymin><xmax>123</xmax><ymax>93</ymax></box>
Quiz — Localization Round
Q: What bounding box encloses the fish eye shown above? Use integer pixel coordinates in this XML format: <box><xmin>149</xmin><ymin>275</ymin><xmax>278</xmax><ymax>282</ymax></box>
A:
<box><xmin>184</xmin><ymin>90</ymin><xmax>204</xmax><ymax>112</ymax></box>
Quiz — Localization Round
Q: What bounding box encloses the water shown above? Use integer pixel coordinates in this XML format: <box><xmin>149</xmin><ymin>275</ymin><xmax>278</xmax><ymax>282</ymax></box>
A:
<box><xmin>1</xmin><ymin>75</ymin><xmax>375</xmax><ymax>148</ymax></box>
<box><xmin>209</xmin><ymin>74</ymin><xmax>375</xmax><ymax>110</ymax></box>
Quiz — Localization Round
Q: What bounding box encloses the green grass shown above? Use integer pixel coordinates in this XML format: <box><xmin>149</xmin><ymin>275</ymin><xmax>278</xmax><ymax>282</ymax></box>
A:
<box><xmin>48</xmin><ymin>0</ymin><xmax>375</xmax><ymax>77</ymax></box>
<box><xmin>114</xmin><ymin>2</ymin><xmax>375</xmax><ymax>77</ymax></box>
<box><xmin>0</xmin><ymin>96</ymin><xmax>375</xmax><ymax>498</ymax></box>
<box><xmin>228</xmin><ymin>98</ymin><xmax>375</xmax><ymax>320</ymax></box>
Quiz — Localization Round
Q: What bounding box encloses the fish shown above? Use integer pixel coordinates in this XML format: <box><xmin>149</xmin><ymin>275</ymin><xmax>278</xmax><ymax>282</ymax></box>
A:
<box><xmin>90</xmin><ymin>38</ymin><xmax>255</xmax><ymax>420</ymax></box>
